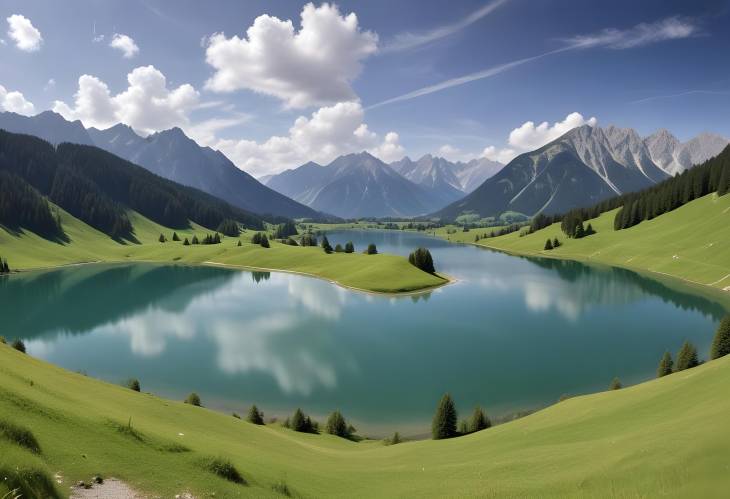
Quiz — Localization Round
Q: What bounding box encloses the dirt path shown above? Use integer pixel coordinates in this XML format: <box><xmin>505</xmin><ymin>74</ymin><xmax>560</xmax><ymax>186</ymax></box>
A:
<box><xmin>70</xmin><ymin>478</ymin><xmax>145</xmax><ymax>499</ymax></box>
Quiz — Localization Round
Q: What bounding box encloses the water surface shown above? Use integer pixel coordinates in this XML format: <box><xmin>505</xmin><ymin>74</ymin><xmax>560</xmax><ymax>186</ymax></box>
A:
<box><xmin>4</xmin><ymin>230</ymin><xmax>725</xmax><ymax>435</ymax></box>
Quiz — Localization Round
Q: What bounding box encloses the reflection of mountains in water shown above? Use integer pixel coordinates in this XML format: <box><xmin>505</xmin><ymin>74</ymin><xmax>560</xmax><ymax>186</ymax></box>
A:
<box><xmin>1</xmin><ymin>264</ymin><xmax>236</xmax><ymax>340</ymax></box>
<box><xmin>525</xmin><ymin>257</ymin><xmax>726</xmax><ymax>320</ymax></box>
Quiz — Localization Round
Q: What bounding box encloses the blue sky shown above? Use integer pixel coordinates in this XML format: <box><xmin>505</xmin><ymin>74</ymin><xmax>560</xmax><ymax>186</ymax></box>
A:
<box><xmin>1</xmin><ymin>0</ymin><xmax>729</xmax><ymax>175</ymax></box>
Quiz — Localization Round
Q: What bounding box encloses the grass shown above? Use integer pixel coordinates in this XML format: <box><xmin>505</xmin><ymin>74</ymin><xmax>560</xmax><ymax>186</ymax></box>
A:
<box><xmin>0</xmin><ymin>206</ymin><xmax>446</xmax><ymax>294</ymax></box>
<box><xmin>479</xmin><ymin>192</ymin><xmax>730</xmax><ymax>298</ymax></box>
<box><xmin>1</xmin><ymin>340</ymin><xmax>730</xmax><ymax>497</ymax></box>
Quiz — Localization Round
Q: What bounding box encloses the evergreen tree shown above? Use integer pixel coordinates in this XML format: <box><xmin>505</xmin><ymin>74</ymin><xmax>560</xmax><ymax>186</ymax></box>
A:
<box><xmin>300</xmin><ymin>233</ymin><xmax>318</xmax><ymax>247</ymax></box>
<box><xmin>544</xmin><ymin>239</ymin><xmax>553</xmax><ymax>250</ymax></box>
<box><xmin>183</xmin><ymin>237</ymin><xmax>190</xmax><ymax>246</ymax></box>
<box><xmin>158</xmin><ymin>233</ymin><xmax>166</xmax><ymax>243</ymax></box>
<box><xmin>657</xmin><ymin>351</ymin><xmax>674</xmax><ymax>377</ymax></box>
<box><xmin>586</xmin><ymin>223</ymin><xmax>595</xmax><ymax>235</ymax></box>
<box><xmin>237</xmin><ymin>240</ymin><xmax>242</xmax><ymax>247</ymax></box>
<box><xmin>251</xmin><ymin>232</ymin><xmax>262</xmax><ymax>244</ymax></box>
<box><xmin>291</xmin><ymin>408</ymin><xmax>306</xmax><ymax>432</ymax></box>
<box><xmin>247</xmin><ymin>405</ymin><xmax>264</xmax><ymax>425</ymax></box>
<box><xmin>185</xmin><ymin>392</ymin><xmax>201</xmax><ymax>406</ymax></box>
<box><xmin>431</xmin><ymin>393</ymin><xmax>457</xmax><ymax>440</ymax></box>
<box><xmin>552</xmin><ymin>237</ymin><xmax>561</xmax><ymax>248</ymax></box>
<box><xmin>574</xmin><ymin>222</ymin><xmax>586</xmax><ymax>239</ymax></box>
<box><xmin>321</xmin><ymin>236</ymin><xmax>333</xmax><ymax>254</ymax></box>
<box><xmin>11</xmin><ymin>339</ymin><xmax>26</xmax><ymax>353</ymax></box>
<box><xmin>191</xmin><ymin>235</ymin><xmax>200</xmax><ymax>245</ymax></box>
<box><xmin>335</xmin><ymin>243</ymin><xmax>344</xmax><ymax>252</ymax></box>
<box><xmin>126</xmin><ymin>378</ymin><xmax>141</xmax><ymax>392</ymax></box>
<box><xmin>610</xmin><ymin>377</ymin><xmax>622</xmax><ymax>390</ymax></box>
<box><xmin>345</xmin><ymin>241</ymin><xmax>355</xmax><ymax>253</ymax></box>
<box><xmin>469</xmin><ymin>406</ymin><xmax>491</xmax><ymax>433</ymax></box>
<box><xmin>389</xmin><ymin>432</ymin><xmax>402</xmax><ymax>445</ymax></box>
<box><xmin>172</xmin><ymin>232</ymin><xmax>180</xmax><ymax>241</ymax></box>
<box><xmin>325</xmin><ymin>410</ymin><xmax>349</xmax><ymax>438</ymax></box>
<box><xmin>710</xmin><ymin>316</ymin><xmax>730</xmax><ymax>360</ymax></box>
<box><xmin>365</xmin><ymin>243</ymin><xmax>378</xmax><ymax>255</ymax></box>
<box><xmin>676</xmin><ymin>341</ymin><xmax>700</xmax><ymax>371</ymax></box>
<box><xmin>408</xmin><ymin>247</ymin><xmax>435</xmax><ymax>273</ymax></box>
<box><xmin>260</xmin><ymin>234</ymin><xmax>270</xmax><ymax>248</ymax></box>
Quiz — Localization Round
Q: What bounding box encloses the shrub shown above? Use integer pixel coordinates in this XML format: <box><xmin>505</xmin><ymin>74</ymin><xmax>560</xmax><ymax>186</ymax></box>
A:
<box><xmin>657</xmin><ymin>351</ymin><xmax>673</xmax><ymax>377</ymax></box>
<box><xmin>610</xmin><ymin>377</ymin><xmax>622</xmax><ymax>390</ymax></box>
<box><xmin>232</xmin><ymin>413</ymin><xmax>241</xmax><ymax>419</ymax></box>
<box><xmin>185</xmin><ymin>393</ymin><xmax>202</xmax><ymax>407</ymax></box>
<box><xmin>676</xmin><ymin>341</ymin><xmax>700</xmax><ymax>371</ymax></box>
<box><xmin>126</xmin><ymin>378</ymin><xmax>140</xmax><ymax>392</ymax></box>
<box><xmin>408</xmin><ymin>247</ymin><xmax>435</xmax><ymax>273</ymax></box>
<box><xmin>247</xmin><ymin>405</ymin><xmax>264</xmax><ymax>425</ymax></box>
<box><xmin>710</xmin><ymin>316</ymin><xmax>730</xmax><ymax>360</ymax></box>
<box><xmin>432</xmin><ymin>393</ymin><xmax>457</xmax><ymax>439</ymax></box>
<box><xmin>203</xmin><ymin>457</ymin><xmax>245</xmax><ymax>484</ymax></box>
<box><xmin>0</xmin><ymin>419</ymin><xmax>41</xmax><ymax>453</ymax></box>
<box><xmin>365</xmin><ymin>243</ymin><xmax>377</xmax><ymax>255</ymax></box>
<box><xmin>345</xmin><ymin>241</ymin><xmax>354</xmax><ymax>253</ymax></box>
<box><xmin>11</xmin><ymin>339</ymin><xmax>26</xmax><ymax>354</ymax></box>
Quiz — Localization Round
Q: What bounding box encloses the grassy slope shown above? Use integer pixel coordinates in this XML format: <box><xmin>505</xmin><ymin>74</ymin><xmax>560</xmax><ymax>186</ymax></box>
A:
<box><xmin>1</xmin><ymin>342</ymin><xmax>729</xmax><ymax>498</ymax></box>
<box><xmin>480</xmin><ymin>192</ymin><xmax>730</xmax><ymax>294</ymax></box>
<box><xmin>0</xmin><ymin>207</ymin><xmax>445</xmax><ymax>294</ymax></box>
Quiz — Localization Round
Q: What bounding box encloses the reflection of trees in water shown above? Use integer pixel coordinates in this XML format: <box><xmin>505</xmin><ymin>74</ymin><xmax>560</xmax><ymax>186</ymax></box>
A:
<box><xmin>0</xmin><ymin>264</ymin><xmax>236</xmax><ymax>340</ymax></box>
<box><xmin>251</xmin><ymin>271</ymin><xmax>271</xmax><ymax>284</ymax></box>
<box><xmin>410</xmin><ymin>292</ymin><xmax>431</xmax><ymax>304</ymax></box>
<box><xmin>523</xmin><ymin>256</ymin><xmax>726</xmax><ymax>321</ymax></box>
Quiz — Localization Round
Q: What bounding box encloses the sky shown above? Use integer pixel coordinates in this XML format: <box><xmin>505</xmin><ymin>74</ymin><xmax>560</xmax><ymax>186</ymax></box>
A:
<box><xmin>1</xmin><ymin>0</ymin><xmax>729</xmax><ymax>176</ymax></box>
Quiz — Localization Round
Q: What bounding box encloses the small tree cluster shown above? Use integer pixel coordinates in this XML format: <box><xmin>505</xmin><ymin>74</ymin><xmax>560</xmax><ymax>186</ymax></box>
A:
<box><xmin>11</xmin><ymin>339</ymin><xmax>26</xmax><ymax>353</ymax></box>
<box><xmin>216</xmin><ymin>219</ymin><xmax>240</xmax><ymax>237</ymax></box>
<box><xmin>185</xmin><ymin>392</ymin><xmax>202</xmax><ymax>407</ymax></box>
<box><xmin>251</xmin><ymin>232</ymin><xmax>270</xmax><ymax>248</ymax></box>
<box><xmin>201</xmin><ymin>233</ymin><xmax>222</xmax><ymax>245</ymax></box>
<box><xmin>272</xmin><ymin>222</ymin><xmax>298</xmax><ymax>239</ymax></box>
<box><xmin>0</xmin><ymin>257</ymin><xmax>10</xmax><ymax>274</ymax></box>
<box><xmin>321</xmin><ymin>236</ymin><xmax>333</xmax><ymax>254</ymax></box>
<box><xmin>158</xmin><ymin>233</ymin><xmax>167</xmax><ymax>243</ymax></box>
<box><xmin>657</xmin><ymin>351</ymin><xmax>673</xmax><ymax>377</ymax></box>
<box><xmin>408</xmin><ymin>247</ymin><xmax>435</xmax><ymax>273</ymax></box>
<box><xmin>284</xmin><ymin>408</ymin><xmax>318</xmax><ymax>434</ymax></box>
<box><xmin>365</xmin><ymin>243</ymin><xmax>378</xmax><ymax>255</ymax></box>
<box><xmin>300</xmin><ymin>233</ymin><xmax>318</xmax><ymax>247</ymax></box>
<box><xmin>126</xmin><ymin>378</ymin><xmax>141</xmax><ymax>392</ymax></box>
<box><xmin>345</xmin><ymin>241</ymin><xmax>355</xmax><ymax>253</ymax></box>
<box><xmin>324</xmin><ymin>410</ymin><xmax>356</xmax><ymax>439</ymax></box>
<box><xmin>710</xmin><ymin>316</ymin><xmax>730</xmax><ymax>360</ymax></box>
<box><xmin>191</xmin><ymin>235</ymin><xmax>200</xmax><ymax>245</ymax></box>
<box><xmin>676</xmin><ymin>341</ymin><xmax>700</xmax><ymax>371</ymax></box>
<box><xmin>247</xmin><ymin>405</ymin><xmax>264</xmax><ymax>425</ymax></box>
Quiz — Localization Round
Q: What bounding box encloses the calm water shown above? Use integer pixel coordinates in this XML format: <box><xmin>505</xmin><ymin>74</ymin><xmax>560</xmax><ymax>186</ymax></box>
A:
<box><xmin>3</xmin><ymin>230</ymin><xmax>726</xmax><ymax>436</ymax></box>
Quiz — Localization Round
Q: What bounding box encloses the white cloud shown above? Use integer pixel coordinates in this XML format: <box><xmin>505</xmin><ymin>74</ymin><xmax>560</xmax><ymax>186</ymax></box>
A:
<box><xmin>213</xmin><ymin>101</ymin><xmax>404</xmax><ymax>176</ymax></box>
<box><xmin>109</xmin><ymin>33</ymin><xmax>139</xmax><ymax>58</ymax></box>
<box><xmin>6</xmin><ymin>14</ymin><xmax>43</xmax><ymax>52</ymax></box>
<box><xmin>204</xmin><ymin>2</ymin><xmax>377</xmax><ymax>108</ymax></box>
<box><xmin>481</xmin><ymin>112</ymin><xmax>597</xmax><ymax>164</ymax></box>
<box><xmin>43</xmin><ymin>78</ymin><xmax>56</xmax><ymax>92</ymax></box>
<box><xmin>382</xmin><ymin>0</ymin><xmax>508</xmax><ymax>52</ymax></box>
<box><xmin>53</xmin><ymin>65</ymin><xmax>199</xmax><ymax>135</ymax></box>
<box><xmin>0</xmin><ymin>84</ymin><xmax>35</xmax><ymax>115</ymax></box>
<box><xmin>564</xmin><ymin>16</ymin><xmax>697</xmax><ymax>50</ymax></box>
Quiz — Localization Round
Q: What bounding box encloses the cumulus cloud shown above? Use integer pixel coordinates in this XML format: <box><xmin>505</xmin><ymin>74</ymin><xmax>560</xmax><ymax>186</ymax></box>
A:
<box><xmin>0</xmin><ymin>84</ymin><xmax>35</xmax><ymax>115</ymax></box>
<box><xmin>6</xmin><ymin>14</ymin><xmax>43</xmax><ymax>51</ymax></box>
<box><xmin>204</xmin><ymin>2</ymin><xmax>377</xmax><ymax>108</ymax></box>
<box><xmin>109</xmin><ymin>33</ymin><xmax>139</xmax><ymax>58</ymax></box>
<box><xmin>482</xmin><ymin>112</ymin><xmax>597</xmax><ymax>164</ymax></box>
<box><xmin>53</xmin><ymin>65</ymin><xmax>199</xmax><ymax>135</ymax></box>
<box><xmin>564</xmin><ymin>16</ymin><xmax>698</xmax><ymax>50</ymax></box>
<box><xmin>213</xmin><ymin>101</ymin><xmax>404</xmax><ymax>176</ymax></box>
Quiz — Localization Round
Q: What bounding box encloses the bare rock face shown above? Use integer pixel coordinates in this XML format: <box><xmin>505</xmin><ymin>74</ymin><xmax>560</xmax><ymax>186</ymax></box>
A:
<box><xmin>645</xmin><ymin>129</ymin><xmax>728</xmax><ymax>176</ymax></box>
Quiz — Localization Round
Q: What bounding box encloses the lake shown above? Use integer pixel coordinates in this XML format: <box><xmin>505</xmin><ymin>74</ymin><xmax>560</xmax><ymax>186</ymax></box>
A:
<box><xmin>3</xmin><ymin>230</ymin><xmax>726</xmax><ymax>436</ymax></box>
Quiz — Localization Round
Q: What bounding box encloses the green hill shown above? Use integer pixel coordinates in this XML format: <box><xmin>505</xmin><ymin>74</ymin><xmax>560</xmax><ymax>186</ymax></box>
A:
<box><xmin>1</xmin><ymin>337</ymin><xmax>729</xmax><ymax>497</ymax></box>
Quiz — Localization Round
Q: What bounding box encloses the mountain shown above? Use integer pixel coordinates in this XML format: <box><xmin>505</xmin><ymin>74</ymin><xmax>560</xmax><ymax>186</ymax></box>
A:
<box><xmin>452</xmin><ymin>157</ymin><xmax>504</xmax><ymax>193</ymax></box>
<box><xmin>645</xmin><ymin>129</ymin><xmax>729</xmax><ymax>176</ymax></box>
<box><xmin>433</xmin><ymin>125</ymin><xmax>670</xmax><ymax>220</ymax></box>
<box><xmin>0</xmin><ymin>111</ymin><xmax>324</xmax><ymax>221</ymax></box>
<box><xmin>0</xmin><ymin>110</ymin><xmax>94</xmax><ymax>146</ymax></box>
<box><xmin>0</xmin><ymin>129</ymin><xmax>264</xmax><ymax>240</ymax></box>
<box><xmin>86</xmin><ymin>125</ymin><xmax>323</xmax><ymax>220</ymax></box>
<box><xmin>390</xmin><ymin>155</ymin><xmax>465</xmax><ymax>206</ymax></box>
<box><xmin>266</xmin><ymin>152</ymin><xmax>443</xmax><ymax>218</ymax></box>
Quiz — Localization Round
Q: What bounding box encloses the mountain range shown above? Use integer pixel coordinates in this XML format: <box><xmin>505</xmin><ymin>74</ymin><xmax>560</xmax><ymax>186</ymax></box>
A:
<box><xmin>0</xmin><ymin>111</ymin><xmax>323</xmax><ymax>220</ymax></box>
<box><xmin>433</xmin><ymin>125</ymin><xmax>728</xmax><ymax>220</ymax></box>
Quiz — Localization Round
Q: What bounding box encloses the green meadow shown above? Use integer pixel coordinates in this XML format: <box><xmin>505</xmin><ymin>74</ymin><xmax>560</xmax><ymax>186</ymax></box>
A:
<box><xmin>2</xmin><ymin>339</ymin><xmax>729</xmax><ymax>498</ymax></box>
<box><xmin>0</xmin><ymin>206</ymin><xmax>446</xmax><ymax>294</ymax></box>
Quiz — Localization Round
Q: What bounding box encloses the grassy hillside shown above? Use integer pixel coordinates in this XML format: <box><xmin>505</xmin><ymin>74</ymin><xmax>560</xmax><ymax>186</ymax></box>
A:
<box><xmin>480</xmin><ymin>192</ymin><xmax>730</xmax><ymax>297</ymax></box>
<box><xmin>0</xmin><ymin>206</ymin><xmax>446</xmax><ymax>294</ymax></box>
<box><xmin>2</xmin><ymin>339</ymin><xmax>730</xmax><ymax>497</ymax></box>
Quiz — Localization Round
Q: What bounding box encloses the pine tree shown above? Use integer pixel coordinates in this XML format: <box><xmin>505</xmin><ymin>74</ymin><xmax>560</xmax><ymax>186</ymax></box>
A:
<box><xmin>11</xmin><ymin>339</ymin><xmax>26</xmax><ymax>353</ymax></box>
<box><xmin>126</xmin><ymin>378</ymin><xmax>141</xmax><ymax>392</ymax></box>
<box><xmin>389</xmin><ymin>432</ymin><xmax>402</xmax><ymax>445</ymax></box>
<box><xmin>237</xmin><ymin>240</ymin><xmax>242</xmax><ymax>247</ymax></box>
<box><xmin>609</xmin><ymin>377</ymin><xmax>622</xmax><ymax>390</ymax></box>
<box><xmin>192</xmin><ymin>235</ymin><xmax>200</xmax><ymax>245</ymax></box>
<box><xmin>366</xmin><ymin>243</ymin><xmax>378</xmax><ymax>255</ymax></box>
<box><xmin>676</xmin><ymin>341</ymin><xmax>700</xmax><ymax>371</ymax></box>
<box><xmin>185</xmin><ymin>392</ymin><xmax>201</xmax><ymax>406</ymax></box>
<box><xmin>158</xmin><ymin>233</ymin><xmax>166</xmax><ymax>243</ymax></box>
<box><xmin>432</xmin><ymin>393</ymin><xmax>457</xmax><ymax>440</ymax></box>
<box><xmin>408</xmin><ymin>247</ymin><xmax>435</xmax><ymax>273</ymax></box>
<box><xmin>260</xmin><ymin>234</ymin><xmax>270</xmax><ymax>248</ymax></box>
<box><xmin>291</xmin><ymin>408</ymin><xmax>306</xmax><ymax>432</ymax></box>
<box><xmin>247</xmin><ymin>405</ymin><xmax>264</xmax><ymax>425</ymax></box>
<box><xmin>553</xmin><ymin>237</ymin><xmax>560</xmax><ymax>248</ymax></box>
<box><xmin>544</xmin><ymin>239</ymin><xmax>553</xmax><ymax>250</ymax></box>
<box><xmin>710</xmin><ymin>316</ymin><xmax>730</xmax><ymax>360</ymax></box>
<box><xmin>345</xmin><ymin>241</ymin><xmax>354</xmax><ymax>253</ymax></box>
<box><xmin>183</xmin><ymin>237</ymin><xmax>190</xmax><ymax>246</ymax></box>
<box><xmin>657</xmin><ymin>351</ymin><xmax>673</xmax><ymax>377</ymax></box>
<box><xmin>213</xmin><ymin>232</ymin><xmax>221</xmax><ymax>244</ymax></box>
<box><xmin>325</xmin><ymin>410</ymin><xmax>348</xmax><ymax>437</ymax></box>
<box><xmin>469</xmin><ymin>406</ymin><xmax>491</xmax><ymax>433</ymax></box>
<box><xmin>334</xmin><ymin>243</ymin><xmax>344</xmax><ymax>252</ymax></box>
<box><xmin>321</xmin><ymin>236</ymin><xmax>333</xmax><ymax>254</ymax></box>
<box><xmin>172</xmin><ymin>232</ymin><xmax>180</xmax><ymax>241</ymax></box>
